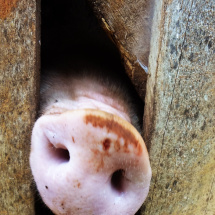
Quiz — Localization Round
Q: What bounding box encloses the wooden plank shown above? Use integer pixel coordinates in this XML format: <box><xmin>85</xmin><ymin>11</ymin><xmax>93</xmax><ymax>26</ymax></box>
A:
<box><xmin>0</xmin><ymin>0</ymin><xmax>40</xmax><ymax>214</ymax></box>
<box><xmin>88</xmin><ymin>0</ymin><xmax>154</xmax><ymax>100</ymax></box>
<box><xmin>143</xmin><ymin>0</ymin><xmax>215</xmax><ymax>214</ymax></box>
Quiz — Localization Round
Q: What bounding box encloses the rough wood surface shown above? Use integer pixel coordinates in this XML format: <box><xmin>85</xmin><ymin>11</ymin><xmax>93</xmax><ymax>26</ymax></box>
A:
<box><xmin>88</xmin><ymin>0</ymin><xmax>154</xmax><ymax>100</ymax></box>
<box><xmin>143</xmin><ymin>0</ymin><xmax>215</xmax><ymax>214</ymax></box>
<box><xmin>0</xmin><ymin>0</ymin><xmax>40</xmax><ymax>214</ymax></box>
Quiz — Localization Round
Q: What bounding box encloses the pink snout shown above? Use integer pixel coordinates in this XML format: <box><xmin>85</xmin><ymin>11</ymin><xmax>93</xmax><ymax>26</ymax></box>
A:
<box><xmin>30</xmin><ymin>109</ymin><xmax>151</xmax><ymax>215</ymax></box>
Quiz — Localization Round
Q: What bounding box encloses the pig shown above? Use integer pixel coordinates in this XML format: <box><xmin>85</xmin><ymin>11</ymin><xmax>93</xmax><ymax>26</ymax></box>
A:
<box><xmin>30</xmin><ymin>0</ymin><xmax>151</xmax><ymax>214</ymax></box>
<box><xmin>31</xmin><ymin>66</ymin><xmax>152</xmax><ymax>215</ymax></box>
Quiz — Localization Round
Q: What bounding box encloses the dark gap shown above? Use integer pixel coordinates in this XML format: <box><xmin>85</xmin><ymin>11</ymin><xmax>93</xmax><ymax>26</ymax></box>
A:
<box><xmin>135</xmin><ymin>208</ymin><xmax>142</xmax><ymax>215</ymax></box>
<box><xmin>41</xmin><ymin>0</ymin><xmax>121</xmax><ymax>72</ymax></box>
<box><xmin>34</xmin><ymin>188</ymin><xmax>54</xmax><ymax>215</ymax></box>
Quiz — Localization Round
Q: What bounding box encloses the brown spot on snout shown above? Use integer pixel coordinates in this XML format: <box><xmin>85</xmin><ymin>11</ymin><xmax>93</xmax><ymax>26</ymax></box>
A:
<box><xmin>72</xmin><ymin>136</ymin><xmax>75</xmax><ymax>143</ymax></box>
<box><xmin>73</xmin><ymin>180</ymin><xmax>81</xmax><ymax>188</ymax></box>
<box><xmin>103</xmin><ymin>138</ymin><xmax>111</xmax><ymax>151</ymax></box>
<box><xmin>85</xmin><ymin>114</ymin><xmax>142</xmax><ymax>155</ymax></box>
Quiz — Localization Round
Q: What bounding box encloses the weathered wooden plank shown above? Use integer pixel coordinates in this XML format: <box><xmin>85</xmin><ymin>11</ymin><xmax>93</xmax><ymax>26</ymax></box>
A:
<box><xmin>143</xmin><ymin>0</ymin><xmax>215</xmax><ymax>214</ymax></box>
<box><xmin>88</xmin><ymin>0</ymin><xmax>154</xmax><ymax>100</ymax></box>
<box><xmin>0</xmin><ymin>0</ymin><xmax>40</xmax><ymax>214</ymax></box>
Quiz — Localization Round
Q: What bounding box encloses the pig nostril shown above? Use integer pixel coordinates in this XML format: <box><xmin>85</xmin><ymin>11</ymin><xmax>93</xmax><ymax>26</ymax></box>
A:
<box><xmin>111</xmin><ymin>169</ymin><xmax>126</xmax><ymax>194</ymax></box>
<box><xmin>55</xmin><ymin>148</ymin><xmax>70</xmax><ymax>162</ymax></box>
<box><xmin>48</xmin><ymin>143</ymin><xmax>70</xmax><ymax>163</ymax></box>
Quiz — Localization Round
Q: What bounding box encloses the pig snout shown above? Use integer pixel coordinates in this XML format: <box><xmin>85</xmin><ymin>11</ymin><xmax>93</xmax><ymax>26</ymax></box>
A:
<box><xmin>30</xmin><ymin>109</ymin><xmax>151</xmax><ymax>215</ymax></box>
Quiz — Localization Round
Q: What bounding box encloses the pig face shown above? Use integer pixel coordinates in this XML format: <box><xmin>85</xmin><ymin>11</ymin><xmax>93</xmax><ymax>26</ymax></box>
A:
<box><xmin>30</xmin><ymin>72</ymin><xmax>151</xmax><ymax>215</ymax></box>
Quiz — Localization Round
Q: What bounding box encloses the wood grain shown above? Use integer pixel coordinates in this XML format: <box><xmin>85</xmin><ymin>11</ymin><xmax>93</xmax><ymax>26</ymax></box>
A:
<box><xmin>88</xmin><ymin>0</ymin><xmax>154</xmax><ymax>100</ymax></box>
<box><xmin>143</xmin><ymin>0</ymin><xmax>215</xmax><ymax>214</ymax></box>
<box><xmin>0</xmin><ymin>0</ymin><xmax>40</xmax><ymax>214</ymax></box>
